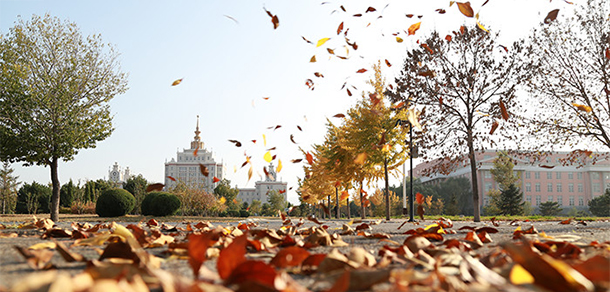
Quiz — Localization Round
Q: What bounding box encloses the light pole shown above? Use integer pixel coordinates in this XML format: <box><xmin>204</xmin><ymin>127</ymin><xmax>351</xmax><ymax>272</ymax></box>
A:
<box><xmin>395</xmin><ymin>119</ymin><xmax>418</xmax><ymax>222</ymax></box>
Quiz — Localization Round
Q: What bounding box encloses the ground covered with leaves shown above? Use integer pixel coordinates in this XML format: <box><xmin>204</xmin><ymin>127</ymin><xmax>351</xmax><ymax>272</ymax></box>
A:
<box><xmin>0</xmin><ymin>216</ymin><xmax>608</xmax><ymax>292</ymax></box>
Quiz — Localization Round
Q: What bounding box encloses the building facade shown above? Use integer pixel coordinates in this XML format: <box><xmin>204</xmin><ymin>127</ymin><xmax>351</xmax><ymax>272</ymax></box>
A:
<box><xmin>164</xmin><ymin>116</ymin><xmax>223</xmax><ymax>193</ymax></box>
<box><xmin>413</xmin><ymin>150</ymin><xmax>610</xmax><ymax>211</ymax></box>
<box><xmin>237</xmin><ymin>163</ymin><xmax>287</xmax><ymax>206</ymax></box>
<box><xmin>108</xmin><ymin>162</ymin><xmax>131</xmax><ymax>188</ymax></box>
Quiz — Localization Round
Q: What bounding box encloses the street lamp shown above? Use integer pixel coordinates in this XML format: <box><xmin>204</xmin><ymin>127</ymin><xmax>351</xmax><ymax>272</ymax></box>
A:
<box><xmin>395</xmin><ymin>119</ymin><xmax>419</xmax><ymax>222</ymax></box>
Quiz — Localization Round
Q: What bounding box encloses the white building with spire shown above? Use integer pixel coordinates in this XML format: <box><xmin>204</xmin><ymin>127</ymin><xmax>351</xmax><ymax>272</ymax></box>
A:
<box><xmin>164</xmin><ymin>116</ymin><xmax>223</xmax><ymax>193</ymax></box>
<box><xmin>237</xmin><ymin>163</ymin><xmax>287</xmax><ymax>205</ymax></box>
<box><xmin>108</xmin><ymin>162</ymin><xmax>131</xmax><ymax>188</ymax></box>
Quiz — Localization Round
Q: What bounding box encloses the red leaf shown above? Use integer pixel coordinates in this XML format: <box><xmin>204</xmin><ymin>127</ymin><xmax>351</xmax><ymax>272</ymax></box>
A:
<box><xmin>475</xmin><ymin>227</ymin><xmax>498</xmax><ymax>234</ymax></box>
<box><xmin>365</xmin><ymin>7</ymin><xmax>376</xmax><ymax>13</ymax></box>
<box><xmin>327</xmin><ymin>270</ymin><xmax>350</xmax><ymax>292</ymax></box>
<box><xmin>264</xmin><ymin>8</ymin><xmax>280</xmax><ymax>29</ymax></box>
<box><xmin>213</xmin><ymin>177</ymin><xmax>220</xmax><ymax>183</ymax></box>
<box><xmin>167</xmin><ymin>176</ymin><xmax>176</xmax><ymax>182</ymax></box>
<box><xmin>356</xmin><ymin>68</ymin><xmax>368</xmax><ymax>73</ymax></box>
<box><xmin>337</xmin><ymin>22</ymin><xmax>344</xmax><ymax>35</ymax></box>
<box><xmin>199</xmin><ymin>163</ymin><xmax>209</xmax><ymax>177</ymax></box>
<box><xmin>188</xmin><ymin>230</ymin><xmax>221</xmax><ymax>277</ymax></box>
<box><xmin>306</xmin><ymin>152</ymin><xmax>314</xmax><ymax>165</ymax></box>
<box><xmin>445</xmin><ymin>35</ymin><xmax>452</xmax><ymax>41</ymax></box>
<box><xmin>270</xmin><ymin>246</ymin><xmax>311</xmax><ymax>268</ymax></box>
<box><xmin>415</xmin><ymin>192</ymin><xmax>424</xmax><ymax>205</ymax></box>
<box><xmin>146</xmin><ymin>183</ymin><xmax>164</xmax><ymax>192</ymax></box>
<box><xmin>606</xmin><ymin>48</ymin><xmax>610</xmax><ymax>59</ymax></box>
<box><xmin>333</xmin><ymin>113</ymin><xmax>345</xmax><ymax>118</ymax></box>
<box><xmin>544</xmin><ymin>9</ymin><xmax>560</xmax><ymax>24</ymax></box>
<box><xmin>217</xmin><ymin>234</ymin><xmax>248</xmax><ymax>279</ymax></box>
<box><xmin>226</xmin><ymin>260</ymin><xmax>278</xmax><ymax>287</ymax></box>
<box><xmin>489</xmin><ymin>120</ymin><xmax>499</xmax><ymax>135</ymax></box>
<box><xmin>499</xmin><ymin>100</ymin><xmax>509</xmax><ymax>120</ymax></box>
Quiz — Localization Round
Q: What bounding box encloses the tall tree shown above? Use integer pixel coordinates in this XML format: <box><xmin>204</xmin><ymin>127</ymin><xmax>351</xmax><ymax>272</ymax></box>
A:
<box><xmin>267</xmin><ymin>190</ymin><xmax>287</xmax><ymax>215</ymax></box>
<box><xmin>388</xmin><ymin>26</ymin><xmax>527</xmax><ymax>222</ymax></box>
<box><xmin>522</xmin><ymin>0</ymin><xmax>610</xmax><ymax>151</ymax></box>
<box><xmin>0</xmin><ymin>14</ymin><xmax>128</xmax><ymax>221</ymax></box>
<box><xmin>490</xmin><ymin>151</ymin><xmax>519</xmax><ymax>190</ymax></box>
<box><xmin>16</xmin><ymin>181</ymin><xmax>51</xmax><ymax>214</ymax></box>
<box><xmin>489</xmin><ymin>151</ymin><xmax>524</xmax><ymax>216</ymax></box>
<box><xmin>0</xmin><ymin>162</ymin><xmax>20</xmax><ymax>214</ymax></box>
<box><xmin>213</xmin><ymin>179</ymin><xmax>240</xmax><ymax>213</ymax></box>
<box><xmin>59</xmin><ymin>179</ymin><xmax>79</xmax><ymax>208</ymax></box>
<box><xmin>123</xmin><ymin>174</ymin><xmax>148</xmax><ymax>214</ymax></box>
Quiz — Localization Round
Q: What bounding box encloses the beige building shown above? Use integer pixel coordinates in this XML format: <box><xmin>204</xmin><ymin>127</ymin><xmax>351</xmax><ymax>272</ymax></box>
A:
<box><xmin>164</xmin><ymin>116</ymin><xmax>223</xmax><ymax>193</ymax></box>
<box><xmin>237</xmin><ymin>163</ymin><xmax>287</xmax><ymax>206</ymax></box>
<box><xmin>413</xmin><ymin>150</ymin><xmax>610</xmax><ymax>211</ymax></box>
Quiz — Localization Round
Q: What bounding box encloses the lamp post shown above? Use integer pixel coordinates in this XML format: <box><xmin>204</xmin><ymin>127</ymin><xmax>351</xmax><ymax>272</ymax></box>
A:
<box><xmin>395</xmin><ymin>119</ymin><xmax>417</xmax><ymax>222</ymax></box>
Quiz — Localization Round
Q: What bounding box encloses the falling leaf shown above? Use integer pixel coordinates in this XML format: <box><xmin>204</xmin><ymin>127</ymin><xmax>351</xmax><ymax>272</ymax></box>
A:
<box><xmin>365</xmin><ymin>6</ymin><xmax>376</xmax><ymax>12</ymax></box>
<box><xmin>489</xmin><ymin>120</ymin><xmax>499</xmax><ymax>134</ymax></box>
<box><xmin>353</xmin><ymin>13</ymin><xmax>362</xmax><ymax>17</ymax></box>
<box><xmin>347</xmin><ymin>88</ymin><xmax>352</xmax><ymax>96</ymax></box>
<box><xmin>224</xmin><ymin>15</ymin><xmax>239</xmax><ymax>24</ymax></box>
<box><xmin>456</xmin><ymin>2</ymin><xmax>474</xmax><ymax>17</ymax></box>
<box><xmin>263</xmin><ymin>151</ymin><xmax>273</xmax><ymax>163</ymax></box>
<box><xmin>264</xmin><ymin>8</ymin><xmax>280</xmax><ymax>29</ymax></box>
<box><xmin>445</xmin><ymin>35</ymin><xmax>452</xmax><ymax>41</ymax></box>
<box><xmin>316</xmin><ymin>37</ymin><xmax>331</xmax><ymax>47</ymax></box>
<box><xmin>314</xmin><ymin>72</ymin><xmax>324</xmax><ymax>78</ymax></box>
<box><xmin>356</xmin><ymin>68</ymin><xmax>367</xmax><ymax>73</ymax></box>
<box><xmin>213</xmin><ymin>177</ymin><xmax>220</xmax><ymax>183</ymax></box>
<box><xmin>277</xmin><ymin>160</ymin><xmax>283</xmax><ymax>173</ymax></box>
<box><xmin>544</xmin><ymin>9</ymin><xmax>560</xmax><ymax>24</ymax></box>
<box><xmin>415</xmin><ymin>192</ymin><xmax>424</xmax><ymax>205</ymax></box>
<box><xmin>306</xmin><ymin>79</ymin><xmax>315</xmax><ymax>90</ymax></box>
<box><xmin>302</xmin><ymin>36</ymin><xmax>313</xmax><ymax>44</ymax></box>
<box><xmin>477</xmin><ymin>20</ymin><xmax>489</xmax><ymax>32</ymax></box>
<box><xmin>263</xmin><ymin>134</ymin><xmax>267</xmax><ymax>146</ymax></box>
<box><xmin>228</xmin><ymin>139</ymin><xmax>242</xmax><ymax>147</ymax></box>
<box><xmin>306</xmin><ymin>152</ymin><xmax>314</xmax><ymax>165</ymax></box>
<box><xmin>247</xmin><ymin>166</ymin><xmax>253</xmax><ymax>181</ymax></box>
<box><xmin>290</xmin><ymin>134</ymin><xmax>297</xmax><ymax>144</ymax></box>
<box><xmin>337</xmin><ymin>22</ymin><xmax>344</xmax><ymax>35</ymax></box>
<box><xmin>499</xmin><ymin>100</ymin><xmax>509</xmax><ymax>120</ymax></box>
<box><xmin>396</xmin><ymin>37</ymin><xmax>404</xmax><ymax>43</ymax></box>
<box><xmin>606</xmin><ymin>48</ymin><xmax>610</xmax><ymax>59</ymax></box>
<box><xmin>146</xmin><ymin>183</ymin><xmax>164</xmax><ymax>192</ymax></box>
<box><xmin>291</xmin><ymin>159</ymin><xmax>303</xmax><ymax>163</ymax></box>
<box><xmin>436</xmin><ymin>8</ymin><xmax>446</xmax><ymax>14</ymax></box>
<box><xmin>406</xmin><ymin>14</ymin><xmax>414</xmax><ymax>18</ymax></box>
<box><xmin>572</xmin><ymin>103</ymin><xmax>592</xmax><ymax>113</ymax></box>
<box><xmin>199</xmin><ymin>163</ymin><xmax>209</xmax><ymax>177</ymax></box>
<box><xmin>310</xmin><ymin>55</ymin><xmax>317</xmax><ymax>63</ymax></box>
<box><xmin>408</xmin><ymin>22</ymin><xmax>421</xmax><ymax>35</ymax></box>
<box><xmin>327</xmin><ymin>48</ymin><xmax>335</xmax><ymax>55</ymax></box>
<box><xmin>167</xmin><ymin>176</ymin><xmax>176</xmax><ymax>182</ymax></box>
<box><xmin>333</xmin><ymin>113</ymin><xmax>345</xmax><ymax>118</ymax></box>
<box><xmin>354</xmin><ymin>153</ymin><xmax>367</xmax><ymax>164</ymax></box>
<box><xmin>385</xmin><ymin>59</ymin><xmax>391</xmax><ymax>67</ymax></box>
<box><xmin>172</xmin><ymin>78</ymin><xmax>183</xmax><ymax>86</ymax></box>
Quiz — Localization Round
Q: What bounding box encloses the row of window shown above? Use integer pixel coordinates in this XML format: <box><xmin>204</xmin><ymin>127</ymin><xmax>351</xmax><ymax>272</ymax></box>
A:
<box><xmin>525</xmin><ymin>195</ymin><xmax>584</xmax><ymax>206</ymax></box>
<box><xmin>525</xmin><ymin>182</ymin><xmax>583</xmax><ymax>193</ymax></box>
<box><xmin>523</xmin><ymin>171</ymin><xmax>585</xmax><ymax>180</ymax></box>
<box><xmin>178</xmin><ymin>155</ymin><xmax>211</xmax><ymax>161</ymax></box>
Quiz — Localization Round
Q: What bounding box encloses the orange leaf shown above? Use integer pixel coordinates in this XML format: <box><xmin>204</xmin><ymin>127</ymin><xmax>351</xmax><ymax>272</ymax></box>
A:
<box><xmin>217</xmin><ymin>234</ymin><xmax>248</xmax><ymax>279</ymax></box>
<box><xmin>456</xmin><ymin>2</ymin><xmax>474</xmax><ymax>17</ymax></box>
<box><xmin>167</xmin><ymin>176</ymin><xmax>176</xmax><ymax>182</ymax></box>
<box><xmin>171</xmin><ymin>78</ymin><xmax>183</xmax><ymax>86</ymax></box>
<box><xmin>385</xmin><ymin>59</ymin><xmax>392</xmax><ymax>67</ymax></box>
<box><xmin>572</xmin><ymin>103</ymin><xmax>592</xmax><ymax>113</ymax></box>
<box><xmin>489</xmin><ymin>120</ymin><xmax>499</xmax><ymax>135</ymax></box>
<box><xmin>146</xmin><ymin>183</ymin><xmax>164</xmax><ymax>192</ymax></box>
<box><xmin>333</xmin><ymin>113</ymin><xmax>345</xmax><ymax>118</ymax></box>
<box><xmin>270</xmin><ymin>246</ymin><xmax>311</xmax><ymax>268</ymax></box>
<box><xmin>356</xmin><ymin>68</ymin><xmax>367</xmax><ymax>73</ymax></box>
<box><xmin>199</xmin><ymin>163</ymin><xmax>209</xmax><ymax>177</ymax></box>
<box><xmin>310</xmin><ymin>55</ymin><xmax>317</xmax><ymax>63</ymax></box>
<box><xmin>213</xmin><ymin>177</ymin><xmax>220</xmax><ymax>183</ymax></box>
<box><xmin>544</xmin><ymin>9</ymin><xmax>559</xmax><ymax>24</ymax></box>
<box><xmin>354</xmin><ymin>153</ymin><xmax>367</xmax><ymax>164</ymax></box>
<box><xmin>340</xmin><ymin>191</ymin><xmax>349</xmax><ymax>200</ymax></box>
<box><xmin>188</xmin><ymin>231</ymin><xmax>221</xmax><ymax>277</ymax></box>
<box><xmin>499</xmin><ymin>100</ymin><xmax>509</xmax><ymax>120</ymax></box>
<box><xmin>314</xmin><ymin>72</ymin><xmax>324</xmax><ymax>78</ymax></box>
<box><xmin>226</xmin><ymin>260</ymin><xmax>278</xmax><ymax>287</ymax></box>
<box><xmin>445</xmin><ymin>35</ymin><xmax>452</xmax><ymax>41</ymax></box>
<box><xmin>306</xmin><ymin>152</ymin><xmax>314</xmax><ymax>165</ymax></box>
<box><xmin>408</xmin><ymin>22</ymin><xmax>421</xmax><ymax>35</ymax></box>
<box><xmin>337</xmin><ymin>22</ymin><xmax>344</xmax><ymax>35</ymax></box>
<box><xmin>415</xmin><ymin>192</ymin><xmax>424</xmax><ymax>205</ymax></box>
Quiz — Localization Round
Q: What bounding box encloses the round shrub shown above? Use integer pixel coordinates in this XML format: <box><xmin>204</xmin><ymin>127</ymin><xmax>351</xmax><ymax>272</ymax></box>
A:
<box><xmin>141</xmin><ymin>192</ymin><xmax>161</xmax><ymax>215</ymax></box>
<box><xmin>142</xmin><ymin>192</ymin><xmax>181</xmax><ymax>216</ymax></box>
<box><xmin>95</xmin><ymin>188</ymin><xmax>135</xmax><ymax>217</ymax></box>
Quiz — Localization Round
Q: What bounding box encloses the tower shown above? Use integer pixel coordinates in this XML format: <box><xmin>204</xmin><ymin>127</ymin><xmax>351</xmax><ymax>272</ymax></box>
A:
<box><xmin>190</xmin><ymin>115</ymin><xmax>204</xmax><ymax>150</ymax></box>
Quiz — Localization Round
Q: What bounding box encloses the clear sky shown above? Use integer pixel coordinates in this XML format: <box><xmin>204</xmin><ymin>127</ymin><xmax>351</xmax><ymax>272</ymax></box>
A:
<box><xmin>0</xmin><ymin>0</ymin><xmax>573</xmax><ymax>204</ymax></box>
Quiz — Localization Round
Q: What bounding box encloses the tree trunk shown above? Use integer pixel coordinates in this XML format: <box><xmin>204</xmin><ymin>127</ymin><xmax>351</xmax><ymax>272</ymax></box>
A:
<box><xmin>346</xmin><ymin>197</ymin><xmax>351</xmax><ymax>219</ymax></box>
<box><xmin>335</xmin><ymin>187</ymin><xmax>340</xmax><ymax>219</ymax></box>
<box><xmin>50</xmin><ymin>157</ymin><xmax>60</xmax><ymax>222</ymax></box>
<box><xmin>384</xmin><ymin>156</ymin><xmax>390</xmax><ymax>221</ymax></box>
<box><xmin>467</xmin><ymin>133</ymin><xmax>481</xmax><ymax>222</ymax></box>
<box><xmin>360</xmin><ymin>180</ymin><xmax>366</xmax><ymax>219</ymax></box>
<box><xmin>327</xmin><ymin>195</ymin><xmax>331</xmax><ymax>219</ymax></box>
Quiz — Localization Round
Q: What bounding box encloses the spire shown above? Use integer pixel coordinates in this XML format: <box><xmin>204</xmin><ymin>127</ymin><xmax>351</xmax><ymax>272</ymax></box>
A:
<box><xmin>190</xmin><ymin>115</ymin><xmax>204</xmax><ymax>150</ymax></box>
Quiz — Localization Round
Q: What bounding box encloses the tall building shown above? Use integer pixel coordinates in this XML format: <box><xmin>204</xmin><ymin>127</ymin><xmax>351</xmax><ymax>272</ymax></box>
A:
<box><xmin>108</xmin><ymin>162</ymin><xmax>131</xmax><ymax>188</ymax></box>
<box><xmin>237</xmin><ymin>163</ymin><xmax>287</xmax><ymax>205</ymax></box>
<box><xmin>413</xmin><ymin>150</ymin><xmax>610</xmax><ymax>211</ymax></box>
<box><xmin>164</xmin><ymin>116</ymin><xmax>223</xmax><ymax>193</ymax></box>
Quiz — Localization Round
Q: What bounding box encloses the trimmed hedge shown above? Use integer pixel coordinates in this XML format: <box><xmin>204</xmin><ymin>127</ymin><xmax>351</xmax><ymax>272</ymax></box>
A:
<box><xmin>95</xmin><ymin>188</ymin><xmax>135</xmax><ymax>217</ymax></box>
<box><xmin>141</xmin><ymin>192</ymin><xmax>181</xmax><ymax>216</ymax></box>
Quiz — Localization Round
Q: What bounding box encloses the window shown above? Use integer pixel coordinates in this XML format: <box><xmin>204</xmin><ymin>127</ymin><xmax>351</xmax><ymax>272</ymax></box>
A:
<box><xmin>484</xmin><ymin>155</ymin><xmax>491</xmax><ymax>160</ymax></box>
<box><xmin>535</xmin><ymin>183</ymin><xmax>541</xmax><ymax>192</ymax></box>
<box><xmin>546</xmin><ymin>157</ymin><xmax>551</xmax><ymax>163</ymax></box>
<box><xmin>535</xmin><ymin>195</ymin><xmax>541</xmax><ymax>206</ymax></box>
<box><xmin>526</xmin><ymin>196</ymin><xmax>532</xmax><ymax>203</ymax></box>
<box><xmin>578</xmin><ymin>196</ymin><xmax>584</xmax><ymax>206</ymax></box>
<box><xmin>556</xmin><ymin>172</ymin><xmax>561</xmax><ymax>179</ymax></box>
<box><xmin>485</xmin><ymin>182</ymin><xmax>492</xmax><ymax>192</ymax></box>
<box><xmin>535</xmin><ymin>172</ymin><xmax>540</xmax><ymax>179</ymax></box>
<box><xmin>577</xmin><ymin>172</ymin><xmax>582</xmax><ymax>180</ymax></box>
<box><xmin>591</xmin><ymin>172</ymin><xmax>600</xmax><ymax>180</ymax></box>
<box><xmin>578</xmin><ymin>184</ymin><xmax>583</xmax><ymax>192</ymax></box>
<box><xmin>484</xmin><ymin>171</ymin><xmax>491</xmax><ymax>179</ymax></box>
<box><xmin>557</xmin><ymin>183</ymin><xmax>562</xmax><ymax>192</ymax></box>
<box><xmin>547</xmin><ymin>183</ymin><xmax>553</xmax><ymax>192</ymax></box>
<box><xmin>569</xmin><ymin>196</ymin><xmax>575</xmax><ymax>206</ymax></box>
<box><xmin>547</xmin><ymin>172</ymin><xmax>553</xmax><ymax>179</ymax></box>
<box><xmin>568</xmin><ymin>172</ymin><xmax>573</xmax><ymax>179</ymax></box>
<box><xmin>558</xmin><ymin>195</ymin><xmax>563</xmax><ymax>206</ymax></box>
<box><xmin>526</xmin><ymin>183</ymin><xmax>532</xmax><ymax>192</ymax></box>
<box><xmin>525</xmin><ymin>172</ymin><xmax>531</xmax><ymax>179</ymax></box>
<box><xmin>593</xmin><ymin>183</ymin><xmax>601</xmax><ymax>193</ymax></box>
<box><xmin>547</xmin><ymin>195</ymin><xmax>553</xmax><ymax>202</ymax></box>
<box><xmin>569</xmin><ymin>183</ymin><xmax>574</xmax><ymax>192</ymax></box>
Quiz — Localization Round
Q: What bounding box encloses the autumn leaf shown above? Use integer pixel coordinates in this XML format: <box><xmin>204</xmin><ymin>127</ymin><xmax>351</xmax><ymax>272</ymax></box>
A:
<box><xmin>365</xmin><ymin>6</ymin><xmax>376</xmax><ymax>12</ymax></box>
<box><xmin>193</xmin><ymin>146</ymin><xmax>199</xmax><ymax>156</ymax></box>
<box><xmin>306</xmin><ymin>79</ymin><xmax>315</xmax><ymax>90</ymax></box>
<box><xmin>310</xmin><ymin>55</ymin><xmax>317</xmax><ymax>63</ymax></box>
<box><xmin>213</xmin><ymin>177</ymin><xmax>220</xmax><ymax>183</ymax></box>
<box><xmin>333</xmin><ymin>113</ymin><xmax>345</xmax><ymax>118</ymax></box>
<box><xmin>199</xmin><ymin>163</ymin><xmax>209</xmax><ymax>177</ymax></box>
<box><xmin>396</xmin><ymin>37</ymin><xmax>404</xmax><ymax>43</ymax></box>
<box><xmin>146</xmin><ymin>183</ymin><xmax>164</xmax><ymax>192</ymax></box>
<box><xmin>347</xmin><ymin>88</ymin><xmax>352</xmax><ymax>96</ymax></box>
<box><xmin>316</xmin><ymin>37</ymin><xmax>330</xmax><ymax>47</ymax></box>
<box><xmin>456</xmin><ymin>2</ymin><xmax>474</xmax><ymax>17</ymax></box>
<box><xmin>385</xmin><ymin>59</ymin><xmax>391</xmax><ymax>67</ymax></box>
<box><xmin>228</xmin><ymin>139</ymin><xmax>242</xmax><ymax>147</ymax></box>
<box><xmin>356</xmin><ymin>68</ymin><xmax>367</xmax><ymax>73</ymax></box>
<box><xmin>445</xmin><ymin>35</ymin><xmax>452</xmax><ymax>41</ymax></box>
<box><xmin>302</xmin><ymin>36</ymin><xmax>313</xmax><ymax>44</ymax></box>
<box><xmin>477</xmin><ymin>20</ymin><xmax>489</xmax><ymax>32</ymax></box>
<box><xmin>489</xmin><ymin>120</ymin><xmax>499</xmax><ymax>135</ymax></box>
<box><xmin>354</xmin><ymin>153</ymin><xmax>367</xmax><ymax>164</ymax></box>
<box><xmin>415</xmin><ymin>192</ymin><xmax>424</xmax><ymax>205</ymax></box>
<box><xmin>291</xmin><ymin>159</ymin><xmax>303</xmax><ymax>163</ymax></box>
<box><xmin>572</xmin><ymin>103</ymin><xmax>592</xmax><ymax>113</ymax></box>
<box><xmin>276</xmin><ymin>160</ymin><xmax>283</xmax><ymax>173</ymax></box>
<box><xmin>408</xmin><ymin>22</ymin><xmax>421</xmax><ymax>35</ymax></box>
<box><xmin>499</xmin><ymin>100</ymin><xmax>509</xmax><ymax>120</ymax></box>
<box><xmin>337</xmin><ymin>22</ymin><xmax>344</xmax><ymax>35</ymax></box>
<box><xmin>306</xmin><ymin>152</ymin><xmax>314</xmax><ymax>165</ymax></box>
<box><xmin>544</xmin><ymin>9</ymin><xmax>560</xmax><ymax>24</ymax></box>
<box><xmin>247</xmin><ymin>166</ymin><xmax>253</xmax><ymax>181</ymax></box>
<box><xmin>264</xmin><ymin>8</ymin><xmax>279</xmax><ymax>29</ymax></box>
<box><xmin>270</xmin><ymin>246</ymin><xmax>311</xmax><ymax>268</ymax></box>
<box><xmin>314</xmin><ymin>72</ymin><xmax>324</xmax><ymax>78</ymax></box>
<box><xmin>171</xmin><ymin>78</ymin><xmax>183</xmax><ymax>86</ymax></box>
<box><xmin>264</xmin><ymin>151</ymin><xmax>273</xmax><ymax>163</ymax></box>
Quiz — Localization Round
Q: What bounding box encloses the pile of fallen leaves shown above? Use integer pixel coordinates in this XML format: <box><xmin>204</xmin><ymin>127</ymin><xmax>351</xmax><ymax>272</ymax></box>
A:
<box><xmin>2</xmin><ymin>216</ymin><xmax>609</xmax><ymax>292</ymax></box>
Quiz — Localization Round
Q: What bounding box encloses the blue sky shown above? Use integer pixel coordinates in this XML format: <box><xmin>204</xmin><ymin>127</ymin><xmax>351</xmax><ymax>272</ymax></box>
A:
<box><xmin>0</xmin><ymin>0</ymin><xmax>572</xmax><ymax>204</ymax></box>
